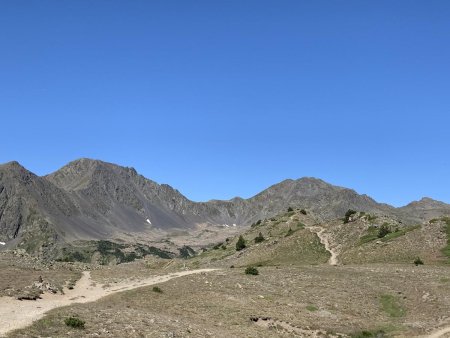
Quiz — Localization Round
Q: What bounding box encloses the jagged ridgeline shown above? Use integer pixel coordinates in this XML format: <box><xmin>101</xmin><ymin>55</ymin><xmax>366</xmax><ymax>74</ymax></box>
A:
<box><xmin>1</xmin><ymin>159</ymin><xmax>449</xmax><ymax>259</ymax></box>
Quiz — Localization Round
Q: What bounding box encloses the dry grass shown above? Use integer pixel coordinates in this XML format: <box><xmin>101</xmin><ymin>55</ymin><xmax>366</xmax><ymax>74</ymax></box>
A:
<box><xmin>9</xmin><ymin>264</ymin><xmax>450</xmax><ymax>338</ymax></box>
<box><xmin>0</xmin><ymin>253</ymin><xmax>80</xmax><ymax>297</ymax></box>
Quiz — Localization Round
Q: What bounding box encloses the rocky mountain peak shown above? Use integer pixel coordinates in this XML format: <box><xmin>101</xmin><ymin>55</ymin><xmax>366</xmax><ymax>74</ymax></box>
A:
<box><xmin>403</xmin><ymin>197</ymin><xmax>449</xmax><ymax>209</ymax></box>
<box><xmin>45</xmin><ymin>158</ymin><xmax>137</xmax><ymax>191</ymax></box>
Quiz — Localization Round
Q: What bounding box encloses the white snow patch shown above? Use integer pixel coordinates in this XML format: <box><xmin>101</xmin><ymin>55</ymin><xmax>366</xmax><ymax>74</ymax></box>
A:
<box><xmin>146</xmin><ymin>219</ymin><xmax>152</xmax><ymax>225</ymax></box>
<box><xmin>232</xmin><ymin>224</ymin><xmax>237</xmax><ymax>227</ymax></box>
<box><xmin>0</xmin><ymin>242</ymin><xmax>5</xmax><ymax>246</ymax></box>
<box><xmin>223</xmin><ymin>224</ymin><xmax>229</xmax><ymax>227</ymax></box>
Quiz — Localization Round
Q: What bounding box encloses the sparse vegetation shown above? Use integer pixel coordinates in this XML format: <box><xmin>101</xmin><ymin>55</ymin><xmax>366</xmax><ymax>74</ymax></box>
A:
<box><xmin>213</xmin><ymin>242</ymin><xmax>223</xmax><ymax>250</ymax></box>
<box><xmin>285</xmin><ymin>228</ymin><xmax>294</xmax><ymax>237</ymax></box>
<box><xmin>344</xmin><ymin>209</ymin><xmax>357</xmax><ymax>223</ymax></box>
<box><xmin>64</xmin><ymin>316</ymin><xmax>85</xmax><ymax>329</ymax></box>
<box><xmin>179</xmin><ymin>246</ymin><xmax>195</xmax><ymax>258</ymax></box>
<box><xmin>306</xmin><ymin>305</ymin><xmax>318</xmax><ymax>312</ymax></box>
<box><xmin>367</xmin><ymin>214</ymin><xmax>378</xmax><ymax>222</ymax></box>
<box><xmin>380</xmin><ymin>294</ymin><xmax>405</xmax><ymax>317</ymax></box>
<box><xmin>254</xmin><ymin>232</ymin><xmax>265</xmax><ymax>243</ymax></box>
<box><xmin>236</xmin><ymin>235</ymin><xmax>246</xmax><ymax>251</ymax></box>
<box><xmin>57</xmin><ymin>250</ymin><xmax>88</xmax><ymax>263</ymax></box>
<box><xmin>245</xmin><ymin>266</ymin><xmax>259</xmax><ymax>275</ymax></box>
<box><xmin>152</xmin><ymin>286</ymin><xmax>163</xmax><ymax>293</ymax></box>
<box><xmin>442</xmin><ymin>217</ymin><xmax>450</xmax><ymax>260</ymax></box>
<box><xmin>57</xmin><ymin>240</ymin><xmax>173</xmax><ymax>265</ymax></box>
<box><xmin>251</xmin><ymin>220</ymin><xmax>263</xmax><ymax>228</ymax></box>
<box><xmin>377</xmin><ymin>224</ymin><xmax>391</xmax><ymax>238</ymax></box>
<box><xmin>351</xmin><ymin>330</ymin><xmax>386</xmax><ymax>338</ymax></box>
<box><xmin>414</xmin><ymin>257</ymin><xmax>424</xmax><ymax>266</ymax></box>
<box><xmin>296</xmin><ymin>222</ymin><xmax>305</xmax><ymax>229</ymax></box>
<box><xmin>359</xmin><ymin>224</ymin><xmax>419</xmax><ymax>245</ymax></box>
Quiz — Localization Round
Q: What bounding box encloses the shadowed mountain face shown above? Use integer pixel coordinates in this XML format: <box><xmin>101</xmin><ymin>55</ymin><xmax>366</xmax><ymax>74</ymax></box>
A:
<box><xmin>1</xmin><ymin>159</ymin><xmax>449</xmax><ymax>254</ymax></box>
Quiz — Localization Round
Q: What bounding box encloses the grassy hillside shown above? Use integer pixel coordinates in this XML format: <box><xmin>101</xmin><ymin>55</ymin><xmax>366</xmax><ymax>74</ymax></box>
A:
<box><xmin>326</xmin><ymin>213</ymin><xmax>449</xmax><ymax>265</ymax></box>
<box><xmin>187</xmin><ymin>209</ymin><xmax>330</xmax><ymax>268</ymax></box>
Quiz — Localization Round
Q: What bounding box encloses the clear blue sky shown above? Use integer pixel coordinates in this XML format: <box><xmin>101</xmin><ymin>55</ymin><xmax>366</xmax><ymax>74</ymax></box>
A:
<box><xmin>1</xmin><ymin>1</ymin><xmax>449</xmax><ymax>206</ymax></box>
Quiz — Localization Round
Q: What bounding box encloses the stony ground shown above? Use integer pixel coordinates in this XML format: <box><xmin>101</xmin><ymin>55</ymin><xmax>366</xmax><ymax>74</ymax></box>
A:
<box><xmin>3</xmin><ymin>213</ymin><xmax>450</xmax><ymax>338</ymax></box>
<box><xmin>7</xmin><ymin>263</ymin><xmax>450</xmax><ymax>338</ymax></box>
<box><xmin>0</xmin><ymin>252</ymin><xmax>80</xmax><ymax>298</ymax></box>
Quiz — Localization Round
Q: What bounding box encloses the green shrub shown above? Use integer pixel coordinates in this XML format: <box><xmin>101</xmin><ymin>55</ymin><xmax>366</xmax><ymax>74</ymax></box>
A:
<box><xmin>300</xmin><ymin>209</ymin><xmax>307</xmax><ymax>215</ymax></box>
<box><xmin>351</xmin><ymin>330</ymin><xmax>386</xmax><ymax>338</ymax></box>
<box><xmin>287</xmin><ymin>207</ymin><xmax>294</xmax><ymax>212</ymax></box>
<box><xmin>64</xmin><ymin>317</ymin><xmax>85</xmax><ymax>329</ymax></box>
<box><xmin>306</xmin><ymin>305</ymin><xmax>318</xmax><ymax>311</ymax></box>
<box><xmin>251</xmin><ymin>220</ymin><xmax>262</xmax><ymax>228</ymax></box>
<box><xmin>414</xmin><ymin>257</ymin><xmax>424</xmax><ymax>266</ymax></box>
<box><xmin>179</xmin><ymin>245</ymin><xmax>196</xmax><ymax>258</ymax></box>
<box><xmin>254</xmin><ymin>232</ymin><xmax>265</xmax><ymax>243</ymax></box>
<box><xmin>245</xmin><ymin>266</ymin><xmax>259</xmax><ymax>275</ymax></box>
<box><xmin>213</xmin><ymin>243</ymin><xmax>223</xmax><ymax>250</ymax></box>
<box><xmin>236</xmin><ymin>235</ymin><xmax>246</xmax><ymax>251</ymax></box>
<box><xmin>152</xmin><ymin>286</ymin><xmax>163</xmax><ymax>293</ymax></box>
<box><xmin>378</xmin><ymin>224</ymin><xmax>391</xmax><ymax>238</ymax></box>
<box><xmin>367</xmin><ymin>214</ymin><xmax>378</xmax><ymax>222</ymax></box>
<box><xmin>285</xmin><ymin>228</ymin><xmax>294</xmax><ymax>237</ymax></box>
<box><xmin>297</xmin><ymin>222</ymin><xmax>306</xmax><ymax>229</ymax></box>
<box><xmin>380</xmin><ymin>294</ymin><xmax>405</xmax><ymax>317</ymax></box>
<box><xmin>344</xmin><ymin>209</ymin><xmax>357</xmax><ymax>223</ymax></box>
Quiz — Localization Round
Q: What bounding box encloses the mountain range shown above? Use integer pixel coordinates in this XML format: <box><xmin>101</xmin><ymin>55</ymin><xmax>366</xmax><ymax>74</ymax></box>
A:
<box><xmin>1</xmin><ymin>158</ymin><xmax>449</xmax><ymax>255</ymax></box>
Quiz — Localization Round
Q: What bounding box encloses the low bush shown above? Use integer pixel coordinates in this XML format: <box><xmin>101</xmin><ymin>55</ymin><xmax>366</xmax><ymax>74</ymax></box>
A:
<box><xmin>378</xmin><ymin>224</ymin><xmax>391</xmax><ymax>238</ymax></box>
<box><xmin>64</xmin><ymin>317</ymin><xmax>85</xmax><ymax>329</ymax></box>
<box><xmin>245</xmin><ymin>266</ymin><xmax>259</xmax><ymax>275</ymax></box>
<box><xmin>152</xmin><ymin>286</ymin><xmax>163</xmax><ymax>293</ymax></box>
<box><xmin>351</xmin><ymin>330</ymin><xmax>386</xmax><ymax>338</ymax></box>
<box><xmin>236</xmin><ymin>235</ymin><xmax>246</xmax><ymax>251</ymax></box>
<box><xmin>344</xmin><ymin>209</ymin><xmax>357</xmax><ymax>223</ymax></box>
<box><xmin>285</xmin><ymin>228</ymin><xmax>294</xmax><ymax>237</ymax></box>
<box><xmin>254</xmin><ymin>232</ymin><xmax>265</xmax><ymax>243</ymax></box>
<box><xmin>414</xmin><ymin>257</ymin><xmax>424</xmax><ymax>266</ymax></box>
<box><xmin>306</xmin><ymin>305</ymin><xmax>318</xmax><ymax>312</ymax></box>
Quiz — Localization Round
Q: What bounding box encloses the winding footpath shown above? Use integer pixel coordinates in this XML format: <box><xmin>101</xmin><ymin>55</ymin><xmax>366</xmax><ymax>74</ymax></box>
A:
<box><xmin>0</xmin><ymin>268</ymin><xmax>217</xmax><ymax>337</ymax></box>
<box><xmin>306</xmin><ymin>226</ymin><xmax>450</xmax><ymax>337</ymax></box>
<box><xmin>425</xmin><ymin>326</ymin><xmax>450</xmax><ymax>338</ymax></box>
<box><xmin>307</xmin><ymin>226</ymin><xmax>339</xmax><ymax>266</ymax></box>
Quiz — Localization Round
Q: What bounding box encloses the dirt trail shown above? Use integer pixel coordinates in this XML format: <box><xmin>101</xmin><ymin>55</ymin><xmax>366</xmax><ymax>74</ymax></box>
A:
<box><xmin>0</xmin><ymin>268</ymin><xmax>217</xmax><ymax>337</ymax></box>
<box><xmin>425</xmin><ymin>326</ymin><xmax>450</xmax><ymax>338</ymax></box>
<box><xmin>307</xmin><ymin>226</ymin><xmax>338</xmax><ymax>266</ymax></box>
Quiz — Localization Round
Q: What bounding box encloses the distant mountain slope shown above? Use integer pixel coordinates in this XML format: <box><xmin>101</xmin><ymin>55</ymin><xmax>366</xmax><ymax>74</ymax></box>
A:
<box><xmin>399</xmin><ymin>197</ymin><xmax>450</xmax><ymax>221</ymax></box>
<box><xmin>1</xmin><ymin>158</ymin><xmax>449</xmax><ymax>257</ymax></box>
<box><xmin>243</xmin><ymin>177</ymin><xmax>396</xmax><ymax>222</ymax></box>
<box><xmin>0</xmin><ymin>161</ymin><xmax>77</xmax><ymax>241</ymax></box>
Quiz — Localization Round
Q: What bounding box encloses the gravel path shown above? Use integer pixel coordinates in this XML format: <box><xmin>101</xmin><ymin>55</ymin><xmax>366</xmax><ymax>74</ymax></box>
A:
<box><xmin>0</xmin><ymin>268</ymin><xmax>217</xmax><ymax>337</ymax></box>
<box><xmin>307</xmin><ymin>226</ymin><xmax>338</xmax><ymax>266</ymax></box>
<box><xmin>425</xmin><ymin>326</ymin><xmax>450</xmax><ymax>338</ymax></box>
